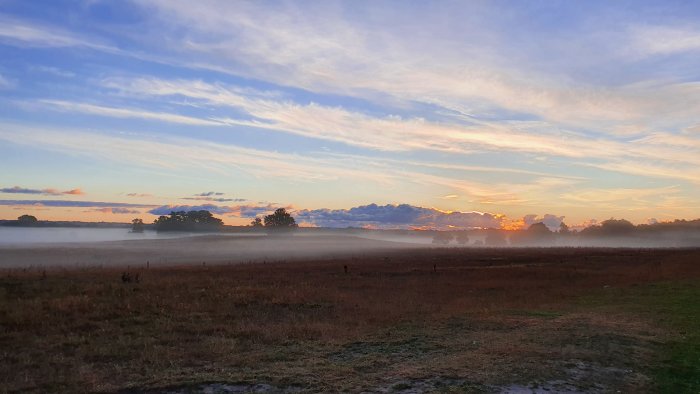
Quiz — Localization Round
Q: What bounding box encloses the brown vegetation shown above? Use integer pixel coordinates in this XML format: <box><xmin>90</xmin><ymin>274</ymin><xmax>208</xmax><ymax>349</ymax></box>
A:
<box><xmin>1</xmin><ymin>248</ymin><xmax>700</xmax><ymax>392</ymax></box>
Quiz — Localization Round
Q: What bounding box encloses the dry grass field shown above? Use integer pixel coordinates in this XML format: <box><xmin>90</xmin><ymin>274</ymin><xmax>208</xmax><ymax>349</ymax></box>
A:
<box><xmin>2</xmin><ymin>247</ymin><xmax>699</xmax><ymax>393</ymax></box>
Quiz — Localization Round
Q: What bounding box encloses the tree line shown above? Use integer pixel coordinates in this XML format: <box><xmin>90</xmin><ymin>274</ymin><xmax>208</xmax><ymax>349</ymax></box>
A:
<box><xmin>431</xmin><ymin>218</ymin><xmax>700</xmax><ymax>246</ymax></box>
<box><xmin>146</xmin><ymin>208</ymin><xmax>297</xmax><ymax>232</ymax></box>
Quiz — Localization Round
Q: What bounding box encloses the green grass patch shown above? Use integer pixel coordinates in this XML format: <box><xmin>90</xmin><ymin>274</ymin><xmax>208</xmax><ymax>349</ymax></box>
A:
<box><xmin>582</xmin><ymin>281</ymin><xmax>700</xmax><ymax>393</ymax></box>
<box><xmin>646</xmin><ymin>283</ymin><xmax>700</xmax><ymax>393</ymax></box>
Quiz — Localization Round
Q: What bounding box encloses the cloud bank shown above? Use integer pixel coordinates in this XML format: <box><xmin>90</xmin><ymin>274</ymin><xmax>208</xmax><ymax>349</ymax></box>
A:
<box><xmin>295</xmin><ymin>203</ymin><xmax>504</xmax><ymax>230</ymax></box>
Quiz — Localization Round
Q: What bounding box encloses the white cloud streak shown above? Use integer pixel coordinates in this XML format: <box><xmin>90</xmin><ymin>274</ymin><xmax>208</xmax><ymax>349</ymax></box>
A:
<box><xmin>0</xmin><ymin>15</ymin><xmax>112</xmax><ymax>50</ymax></box>
<box><xmin>99</xmin><ymin>76</ymin><xmax>700</xmax><ymax>184</ymax></box>
<box><xmin>631</xmin><ymin>25</ymin><xmax>700</xmax><ymax>56</ymax></box>
<box><xmin>134</xmin><ymin>1</ymin><xmax>700</xmax><ymax>133</ymax></box>
<box><xmin>36</xmin><ymin>99</ymin><xmax>223</xmax><ymax>126</ymax></box>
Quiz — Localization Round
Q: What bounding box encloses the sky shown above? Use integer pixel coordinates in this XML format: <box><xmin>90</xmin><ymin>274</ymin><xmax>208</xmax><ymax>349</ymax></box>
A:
<box><xmin>1</xmin><ymin>0</ymin><xmax>699</xmax><ymax>230</ymax></box>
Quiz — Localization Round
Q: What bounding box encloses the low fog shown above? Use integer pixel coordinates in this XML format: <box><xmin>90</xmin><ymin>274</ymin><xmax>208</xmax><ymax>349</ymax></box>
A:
<box><xmin>1</xmin><ymin>225</ymin><xmax>700</xmax><ymax>268</ymax></box>
<box><xmin>0</xmin><ymin>232</ymin><xmax>419</xmax><ymax>268</ymax></box>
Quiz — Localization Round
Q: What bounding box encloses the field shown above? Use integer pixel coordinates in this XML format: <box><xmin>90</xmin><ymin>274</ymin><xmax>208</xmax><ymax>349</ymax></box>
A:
<box><xmin>1</xmin><ymin>245</ymin><xmax>699</xmax><ymax>393</ymax></box>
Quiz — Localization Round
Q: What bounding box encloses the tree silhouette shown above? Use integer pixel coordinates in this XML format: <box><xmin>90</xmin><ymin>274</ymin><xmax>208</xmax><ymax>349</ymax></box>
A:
<box><xmin>17</xmin><ymin>214</ymin><xmax>38</xmax><ymax>225</ymax></box>
<box><xmin>485</xmin><ymin>229</ymin><xmax>507</xmax><ymax>246</ymax></box>
<box><xmin>580</xmin><ymin>218</ymin><xmax>635</xmax><ymax>237</ymax></box>
<box><xmin>455</xmin><ymin>232</ymin><xmax>470</xmax><ymax>245</ymax></box>
<box><xmin>264</xmin><ymin>208</ymin><xmax>297</xmax><ymax>228</ymax></box>
<box><xmin>432</xmin><ymin>231</ymin><xmax>454</xmax><ymax>245</ymax></box>
<box><xmin>511</xmin><ymin>222</ymin><xmax>554</xmax><ymax>245</ymax></box>
<box><xmin>131</xmin><ymin>218</ymin><xmax>144</xmax><ymax>233</ymax></box>
<box><xmin>154</xmin><ymin>210</ymin><xmax>223</xmax><ymax>232</ymax></box>
<box><xmin>558</xmin><ymin>222</ymin><xmax>570</xmax><ymax>235</ymax></box>
<box><xmin>250</xmin><ymin>217</ymin><xmax>263</xmax><ymax>227</ymax></box>
<box><xmin>528</xmin><ymin>222</ymin><xmax>552</xmax><ymax>236</ymax></box>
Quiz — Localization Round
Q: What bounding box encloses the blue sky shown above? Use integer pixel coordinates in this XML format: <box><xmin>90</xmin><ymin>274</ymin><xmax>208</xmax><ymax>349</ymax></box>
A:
<box><xmin>1</xmin><ymin>0</ymin><xmax>699</xmax><ymax>229</ymax></box>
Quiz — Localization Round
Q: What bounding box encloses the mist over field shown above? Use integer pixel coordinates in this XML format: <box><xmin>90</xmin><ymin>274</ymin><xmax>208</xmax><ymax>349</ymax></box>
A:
<box><xmin>2</xmin><ymin>224</ymin><xmax>700</xmax><ymax>269</ymax></box>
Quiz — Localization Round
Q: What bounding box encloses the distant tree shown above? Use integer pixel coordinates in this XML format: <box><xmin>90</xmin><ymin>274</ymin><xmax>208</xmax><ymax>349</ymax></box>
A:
<box><xmin>432</xmin><ymin>231</ymin><xmax>454</xmax><ymax>245</ymax></box>
<box><xmin>558</xmin><ymin>222</ymin><xmax>570</xmax><ymax>235</ymax></box>
<box><xmin>485</xmin><ymin>229</ymin><xmax>507</xmax><ymax>246</ymax></box>
<box><xmin>154</xmin><ymin>210</ymin><xmax>223</xmax><ymax>232</ymax></box>
<box><xmin>131</xmin><ymin>218</ymin><xmax>144</xmax><ymax>233</ymax></box>
<box><xmin>250</xmin><ymin>217</ymin><xmax>263</xmax><ymax>227</ymax></box>
<box><xmin>264</xmin><ymin>208</ymin><xmax>297</xmax><ymax>229</ymax></box>
<box><xmin>17</xmin><ymin>214</ymin><xmax>38</xmax><ymax>225</ymax></box>
<box><xmin>600</xmin><ymin>219</ymin><xmax>635</xmax><ymax>235</ymax></box>
<box><xmin>580</xmin><ymin>218</ymin><xmax>636</xmax><ymax>237</ymax></box>
<box><xmin>510</xmin><ymin>222</ymin><xmax>554</xmax><ymax>246</ymax></box>
<box><xmin>455</xmin><ymin>231</ymin><xmax>470</xmax><ymax>245</ymax></box>
<box><xmin>528</xmin><ymin>222</ymin><xmax>553</xmax><ymax>237</ymax></box>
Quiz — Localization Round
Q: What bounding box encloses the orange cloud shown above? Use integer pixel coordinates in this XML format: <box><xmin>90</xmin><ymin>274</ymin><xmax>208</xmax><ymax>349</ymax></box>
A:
<box><xmin>63</xmin><ymin>188</ymin><xmax>84</xmax><ymax>195</ymax></box>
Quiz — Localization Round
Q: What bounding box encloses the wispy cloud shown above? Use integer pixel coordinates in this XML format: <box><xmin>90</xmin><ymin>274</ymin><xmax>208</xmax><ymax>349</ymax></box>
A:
<box><xmin>30</xmin><ymin>65</ymin><xmax>76</xmax><ymax>78</ymax></box>
<box><xmin>182</xmin><ymin>191</ymin><xmax>244</xmax><ymax>202</ymax></box>
<box><xmin>101</xmin><ymin>77</ymin><xmax>594</xmax><ymax>156</ymax></box>
<box><xmin>182</xmin><ymin>197</ymin><xmax>245</xmax><ymax>202</ymax></box>
<box><xmin>0</xmin><ymin>15</ymin><xmax>111</xmax><ymax>50</ymax></box>
<box><xmin>630</xmin><ymin>25</ymin><xmax>700</xmax><ymax>56</ymax></box>
<box><xmin>148</xmin><ymin>203</ymin><xmax>269</xmax><ymax>216</ymax></box>
<box><xmin>99</xmin><ymin>77</ymin><xmax>700</xmax><ymax>186</ymax></box>
<box><xmin>2</xmin><ymin>121</ymin><xmax>696</xmax><ymax>220</ymax></box>
<box><xmin>1</xmin><ymin>186</ymin><xmax>84</xmax><ymax>196</ymax></box>
<box><xmin>0</xmin><ymin>122</ymin><xmax>393</xmax><ymax>183</ymax></box>
<box><xmin>0</xmin><ymin>73</ymin><xmax>14</xmax><ymax>89</ymax></box>
<box><xmin>89</xmin><ymin>207</ymin><xmax>141</xmax><ymax>214</ymax></box>
<box><xmin>0</xmin><ymin>200</ymin><xmax>153</xmax><ymax>208</ymax></box>
<box><xmin>33</xmin><ymin>99</ymin><xmax>223</xmax><ymax>126</ymax></box>
<box><xmin>133</xmin><ymin>2</ymin><xmax>700</xmax><ymax>134</ymax></box>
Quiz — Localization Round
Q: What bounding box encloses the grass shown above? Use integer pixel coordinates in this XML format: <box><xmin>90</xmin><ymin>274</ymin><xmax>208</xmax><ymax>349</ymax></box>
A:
<box><xmin>1</xmin><ymin>247</ymin><xmax>700</xmax><ymax>392</ymax></box>
<box><xmin>585</xmin><ymin>281</ymin><xmax>700</xmax><ymax>392</ymax></box>
<box><xmin>652</xmin><ymin>283</ymin><xmax>700</xmax><ymax>393</ymax></box>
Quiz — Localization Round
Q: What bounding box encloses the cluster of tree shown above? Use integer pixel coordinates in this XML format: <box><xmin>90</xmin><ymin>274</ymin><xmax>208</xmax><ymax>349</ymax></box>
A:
<box><xmin>578</xmin><ymin>219</ymin><xmax>636</xmax><ymax>237</ymax></box>
<box><xmin>153</xmin><ymin>210</ymin><xmax>224</xmax><ymax>232</ymax></box>
<box><xmin>131</xmin><ymin>218</ymin><xmax>145</xmax><ymax>233</ymax></box>
<box><xmin>428</xmin><ymin>217</ymin><xmax>700</xmax><ymax>247</ymax></box>
<box><xmin>0</xmin><ymin>215</ymin><xmax>41</xmax><ymax>227</ymax></box>
<box><xmin>1</xmin><ymin>215</ymin><xmax>132</xmax><ymax>228</ymax></box>
<box><xmin>1</xmin><ymin>215</ymin><xmax>48</xmax><ymax>227</ymax></box>
<box><xmin>145</xmin><ymin>208</ymin><xmax>298</xmax><ymax>233</ymax></box>
<box><xmin>509</xmin><ymin>222</ymin><xmax>557</xmax><ymax>246</ymax></box>
<box><xmin>430</xmin><ymin>222</ymin><xmax>567</xmax><ymax>247</ymax></box>
<box><xmin>15</xmin><ymin>214</ymin><xmax>38</xmax><ymax>226</ymax></box>
<box><xmin>250</xmin><ymin>208</ymin><xmax>298</xmax><ymax>232</ymax></box>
